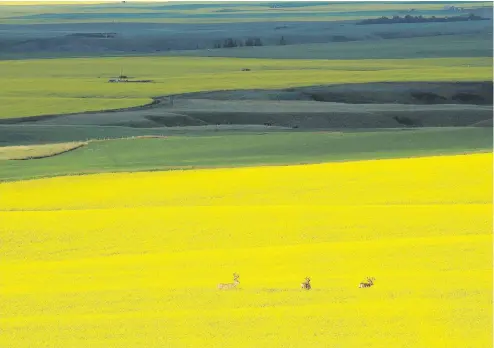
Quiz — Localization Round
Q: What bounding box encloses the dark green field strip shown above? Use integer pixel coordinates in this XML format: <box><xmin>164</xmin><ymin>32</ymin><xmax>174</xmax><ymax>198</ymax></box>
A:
<box><xmin>0</xmin><ymin>125</ymin><xmax>294</xmax><ymax>146</ymax></box>
<box><xmin>164</xmin><ymin>34</ymin><xmax>494</xmax><ymax>60</ymax></box>
<box><xmin>0</xmin><ymin>127</ymin><xmax>491</xmax><ymax>182</ymax></box>
<box><xmin>1</xmin><ymin>32</ymin><xmax>491</xmax><ymax>61</ymax></box>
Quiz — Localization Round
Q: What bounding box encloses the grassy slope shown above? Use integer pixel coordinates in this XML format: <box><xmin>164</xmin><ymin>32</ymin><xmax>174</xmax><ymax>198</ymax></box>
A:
<box><xmin>166</xmin><ymin>34</ymin><xmax>494</xmax><ymax>60</ymax></box>
<box><xmin>0</xmin><ymin>56</ymin><xmax>491</xmax><ymax>119</ymax></box>
<box><xmin>0</xmin><ymin>124</ymin><xmax>176</xmax><ymax>146</ymax></box>
<box><xmin>0</xmin><ymin>127</ymin><xmax>491</xmax><ymax>182</ymax></box>
<box><xmin>4</xmin><ymin>33</ymin><xmax>491</xmax><ymax>61</ymax></box>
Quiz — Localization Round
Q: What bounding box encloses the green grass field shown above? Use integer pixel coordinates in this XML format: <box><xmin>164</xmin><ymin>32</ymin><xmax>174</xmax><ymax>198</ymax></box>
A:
<box><xmin>166</xmin><ymin>34</ymin><xmax>493</xmax><ymax>60</ymax></box>
<box><xmin>3</xmin><ymin>34</ymin><xmax>489</xmax><ymax>61</ymax></box>
<box><xmin>0</xmin><ymin>56</ymin><xmax>491</xmax><ymax>119</ymax></box>
<box><xmin>0</xmin><ymin>127</ymin><xmax>491</xmax><ymax>182</ymax></box>
<box><xmin>0</xmin><ymin>123</ymin><xmax>190</xmax><ymax>146</ymax></box>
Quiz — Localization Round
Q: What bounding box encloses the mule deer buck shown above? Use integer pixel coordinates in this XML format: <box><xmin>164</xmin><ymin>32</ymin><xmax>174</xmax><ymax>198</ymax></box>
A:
<box><xmin>218</xmin><ymin>273</ymin><xmax>240</xmax><ymax>290</ymax></box>
<box><xmin>359</xmin><ymin>277</ymin><xmax>375</xmax><ymax>288</ymax></box>
<box><xmin>301</xmin><ymin>277</ymin><xmax>311</xmax><ymax>290</ymax></box>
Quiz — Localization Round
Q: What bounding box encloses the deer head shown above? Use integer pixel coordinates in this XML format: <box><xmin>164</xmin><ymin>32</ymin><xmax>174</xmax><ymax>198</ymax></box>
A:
<box><xmin>301</xmin><ymin>276</ymin><xmax>311</xmax><ymax>290</ymax></box>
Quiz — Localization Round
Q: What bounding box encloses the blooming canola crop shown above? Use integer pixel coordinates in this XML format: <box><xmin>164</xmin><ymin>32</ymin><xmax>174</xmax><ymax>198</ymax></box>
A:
<box><xmin>0</xmin><ymin>153</ymin><xmax>492</xmax><ymax>348</ymax></box>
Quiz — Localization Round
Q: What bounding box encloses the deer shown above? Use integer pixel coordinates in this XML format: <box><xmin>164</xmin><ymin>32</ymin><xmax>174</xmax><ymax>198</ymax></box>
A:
<box><xmin>301</xmin><ymin>277</ymin><xmax>311</xmax><ymax>290</ymax></box>
<box><xmin>218</xmin><ymin>273</ymin><xmax>240</xmax><ymax>290</ymax></box>
<box><xmin>359</xmin><ymin>277</ymin><xmax>375</xmax><ymax>288</ymax></box>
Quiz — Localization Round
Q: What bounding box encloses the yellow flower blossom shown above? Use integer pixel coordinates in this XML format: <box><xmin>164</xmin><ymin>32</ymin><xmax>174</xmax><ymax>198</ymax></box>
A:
<box><xmin>0</xmin><ymin>153</ymin><xmax>491</xmax><ymax>348</ymax></box>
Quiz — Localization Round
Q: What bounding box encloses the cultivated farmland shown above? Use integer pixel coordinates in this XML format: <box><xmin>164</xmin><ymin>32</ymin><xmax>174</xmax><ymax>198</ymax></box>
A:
<box><xmin>0</xmin><ymin>56</ymin><xmax>491</xmax><ymax>119</ymax></box>
<box><xmin>1</xmin><ymin>153</ymin><xmax>491</xmax><ymax>347</ymax></box>
<box><xmin>0</xmin><ymin>128</ymin><xmax>491</xmax><ymax>182</ymax></box>
<box><xmin>1</xmin><ymin>1</ymin><xmax>492</xmax><ymax>347</ymax></box>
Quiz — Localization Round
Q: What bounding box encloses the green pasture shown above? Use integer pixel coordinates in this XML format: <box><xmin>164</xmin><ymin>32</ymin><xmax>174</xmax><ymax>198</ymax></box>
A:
<box><xmin>166</xmin><ymin>34</ymin><xmax>493</xmax><ymax>60</ymax></box>
<box><xmin>0</xmin><ymin>124</ymin><xmax>175</xmax><ymax>146</ymax></box>
<box><xmin>0</xmin><ymin>56</ymin><xmax>491</xmax><ymax>119</ymax></box>
<box><xmin>2</xmin><ymin>33</ymin><xmax>491</xmax><ymax>61</ymax></box>
<box><xmin>0</xmin><ymin>127</ymin><xmax>491</xmax><ymax>182</ymax></box>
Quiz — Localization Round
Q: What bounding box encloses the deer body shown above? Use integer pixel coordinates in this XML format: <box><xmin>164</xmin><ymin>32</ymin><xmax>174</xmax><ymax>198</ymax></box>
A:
<box><xmin>218</xmin><ymin>273</ymin><xmax>240</xmax><ymax>290</ymax></box>
<box><xmin>359</xmin><ymin>277</ymin><xmax>375</xmax><ymax>288</ymax></box>
<box><xmin>301</xmin><ymin>277</ymin><xmax>311</xmax><ymax>290</ymax></box>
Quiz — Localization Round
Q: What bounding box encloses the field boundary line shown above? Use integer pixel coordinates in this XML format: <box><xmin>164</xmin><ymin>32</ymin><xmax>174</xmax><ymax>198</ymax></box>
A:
<box><xmin>0</xmin><ymin>149</ymin><xmax>490</xmax><ymax>183</ymax></box>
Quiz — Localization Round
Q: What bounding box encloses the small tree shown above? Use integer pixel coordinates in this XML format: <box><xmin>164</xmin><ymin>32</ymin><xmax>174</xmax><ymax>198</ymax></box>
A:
<box><xmin>245</xmin><ymin>37</ymin><xmax>263</xmax><ymax>47</ymax></box>
<box><xmin>279</xmin><ymin>36</ymin><xmax>286</xmax><ymax>45</ymax></box>
<box><xmin>222</xmin><ymin>38</ymin><xmax>237</xmax><ymax>48</ymax></box>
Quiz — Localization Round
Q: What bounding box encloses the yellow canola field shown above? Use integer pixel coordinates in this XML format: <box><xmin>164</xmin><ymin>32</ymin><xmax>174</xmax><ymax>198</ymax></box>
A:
<box><xmin>0</xmin><ymin>153</ymin><xmax>492</xmax><ymax>348</ymax></box>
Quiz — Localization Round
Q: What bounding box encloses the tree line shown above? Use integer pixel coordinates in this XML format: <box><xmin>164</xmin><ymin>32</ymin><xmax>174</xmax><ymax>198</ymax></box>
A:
<box><xmin>356</xmin><ymin>13</ymin><xmax>488</xmax><ymax>25</ymax></box>
<box><xmin>213</xmin><ymin>36</ymin><xmax>287</xmax><ymax>49</ymax></box>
